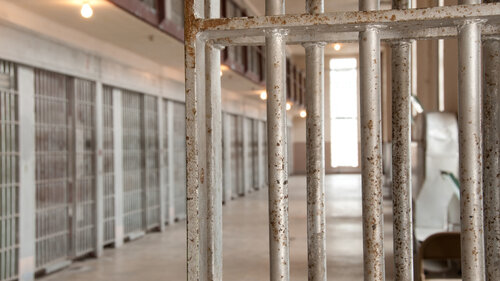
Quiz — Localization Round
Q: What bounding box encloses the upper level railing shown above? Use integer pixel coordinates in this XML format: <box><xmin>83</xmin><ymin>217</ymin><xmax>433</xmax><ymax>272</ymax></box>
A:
<box><xmin>108</xmin><ymin>0</ymin><xmax>306</xmax><ymax>107</ymax></box>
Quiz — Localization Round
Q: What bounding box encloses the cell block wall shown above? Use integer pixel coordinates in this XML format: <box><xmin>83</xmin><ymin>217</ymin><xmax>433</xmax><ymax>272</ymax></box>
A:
<box><xmin>122</xmin><ymin>90</ymin><xmax>144</xmax><ymax>235</ymax></box>
<box><xmin>102</xmin><ymin>86</ymin><xmax>115</xmax><ymax>245</ymax></box>
<box><xmin>0</xmin><ymin>60</ymin><xmax>19</xmax><ymax>281</ymax></box>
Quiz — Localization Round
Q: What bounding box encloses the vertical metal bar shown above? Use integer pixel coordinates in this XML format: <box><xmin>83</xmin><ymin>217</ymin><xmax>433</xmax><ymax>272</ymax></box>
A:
<box><xmin>242</xmin><ymin>117</ymin><xmax>250</xmax><ymax>194</ymax></box>
<box><xmin>359</xmin><ymin>0</ymin><xmax>384</xmax><ymax>280</ymax></box>
<box><xmin>257</xmin><ymin>120</ymin><xmax>265</xmax><ymax>190</ymax></box>
<box><xmin>457</xmin><ymin>0</ymin><xmax>486</xmax><ymax>277</ymax></box>
<box><xmin>390</xmin><ymin>0</ymin><xmax>413</xmax><ymax>280</ymax></box>
<box><xmin>304</xmin><ymin>0</ymin><xmax>326</xmax><ymax>278</ymax></box>
<box><xmin>266</xmin><ymin>0</ymin><xmax>289</xmax><ymax>279</ymax></box>
<box><xmin>204</xmin><ymin>0</ymin><xmax>223</xmax><ymax>273</ymax></box>
<box><xmin>391</xmin><ymin>40</ymin><xmax>413</xmax><ymax>281</ymax></box>
<box><xmin>18</xmin><ymin>66</ymin><xmax>36</xmax><ymax>281</ymax></box>
<box><xmin>112</xmin><ymin>88</ymin><xmax>124</xmax><ymax>248</ymax></box>
<box><xmin>158</xmin><ymin>97</ymin><xmax>167</xmax><ymax>231</ymax></box>
<box><xmin>95</xmin><ymin>82</ymin><xmax>104</xmax><ymax>257</ymax></box>
<box><xmin>185</xmin><ymin>0</ymin><xmax>205</xmax><ymax>279</ymax></box>
<box><xmin>482</xmin><ymin>36</ymin><xmax>499</xmax><ymax>281</ymax></box>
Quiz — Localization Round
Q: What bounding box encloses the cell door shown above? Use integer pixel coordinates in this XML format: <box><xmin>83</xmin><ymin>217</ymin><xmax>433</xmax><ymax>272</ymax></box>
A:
<box><xmin>72</xmin><ymin>78</ymin><xmax>96</xmax><ymax>257</ymax></box>
<box><xmin>102</xmin><ymin>86</ymin><xmax>115</xmax><ymax>245</ymax></box>
<box><xmin>229</xmin><ymin>114</ymin><xmax>241</xmax><ymax>197</ymax></box>
<box><xmin>35</xmin><ymin>69</ymin><xmax>71</xmax><ymax>269</ymax></box>
<box><xmin>0</xmin><ymin>60</ymin><xmax>19</xmax><ymax>281</ymax></box>
<box><xmin>243</xmin><ymin>118</ymin><xmax>253</xmax><ymax>193</ymax></box>
<box><xmin>251</xmin><ymin>119</ymin><xmax>259</xmax><ymax>190</ymax></box>
<box><xmin>143</xmin><ymin>95</ymin><xmax>160</xmax><ymax>230</ymax></box>
<box><xmin>122</xmin><ymin>90</ymin><xmax>144</xmax><ymax>236</ymax></box>
<box><xmin>173</xmin><ymin>102</ymin><xmax>186</xmax><ymax>220</ymax></box>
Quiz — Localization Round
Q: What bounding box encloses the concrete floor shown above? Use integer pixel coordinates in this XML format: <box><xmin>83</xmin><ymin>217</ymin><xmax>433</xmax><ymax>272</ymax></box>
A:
<box><xmin>40</xmin><ymin>174</ymin><xmax>395</xmax><ymax>281</ymax></box>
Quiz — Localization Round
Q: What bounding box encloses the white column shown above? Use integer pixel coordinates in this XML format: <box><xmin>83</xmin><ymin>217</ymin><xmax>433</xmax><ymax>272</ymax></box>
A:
<box><xmin>112</xmin><ymin>88</ymin><xmax>124</xmax><ymax>248</ymax></box>
<box><xmin>18</xmin><ymin>66</ymin><xmax>36</xmax><ymax>281</ymax></box>
<box><xmin>166</xmin><ymin>100</ymin><xmax>176</xmax><ymax>225</ymax></box>
<box><xmin>158</xmin><ymin>97</ymin><xmax>166</xmax><ymax>231</ymax></box>
<box><xmin>94</xmin><ymin>82</ymin><xmax>104</xmax><ymax>257</ymax></box>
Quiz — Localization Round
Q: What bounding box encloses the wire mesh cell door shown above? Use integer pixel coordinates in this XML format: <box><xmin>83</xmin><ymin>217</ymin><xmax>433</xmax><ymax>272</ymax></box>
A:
<box><xmin>243</xmin><ymin>117</ymin><xmax>253</xmax><ymax>193</ymax></box>
<box><xmin>102</xmin><ymin>86</ymin><xmax>115</xmax><ymax>245</ymax></box>
<box><xmin>122</xmin><ymin>90</ymin><xmax>145</xmax><ymax>237</ymax></box>
<box><xmin>143</xmin><ymin>95</ymin><xmax>161</xmax><ymax>230</ymax></box>
<box><xmin>229</xmin><ymin>114</ymin><xmax>242</xmax><ymax>197</ymax></box>
<box><xmin>173</xmin><ymin>101</ymin><xmax>186</xmax><ymax>220</ymax></box>
<box><xmin>0</xmin><ymin>60</ymin><xmax>19</xmax><ymax>281</ymax></box>
<box><xmin>34</xmin><ymin>69</ymin><xmax>71</xmax><ymax>270</ymax></box>
<box><xmin>71</xmin><ymin>78</ymin><xmax>97</xmax><ymax>257</ymax></box>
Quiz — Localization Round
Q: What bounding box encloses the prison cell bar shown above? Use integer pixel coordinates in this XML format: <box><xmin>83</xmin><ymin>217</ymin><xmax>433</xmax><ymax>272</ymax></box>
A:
<box><xmin>482</xmin><ymin>31</ymin><xmax>500</xmax><ymax>281</ymax></box>
<box><xmin>265</xmin><ymin>0</ymin><xmax>291</xmax><ymax>280</ymax></box>
<box><xmin>185</xmin><ymin>1</ymin><xmax>500</xmax><ymax>280</ymax></box>
<box><xmin>304</xmin><ymin>0</ymin><xmax>327</xmax><ymax>280</ymax></box>
<box><xmin>390</xmin><ymin>0</ymin><xmax>413</xmax><ymax>280</ymax></box>
<box><xmin>204</xmin><ymin>0</ymin><xmax>223</xmax><ymax>277</ymax></box>
<box><xmin>458</xmin><ymin>1</ymin><xmax>487</xmax><ymax>280</ymax></box>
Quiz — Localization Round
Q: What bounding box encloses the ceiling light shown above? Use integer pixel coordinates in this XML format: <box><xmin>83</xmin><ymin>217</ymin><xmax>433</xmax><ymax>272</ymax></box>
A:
<box><xmin>81</xmin><ymin>3</ymin><xmax>93</xmax><ymax>19</ymax></box>
<box><xmin>333</xmin><ymin>43</ymin><xmax>341</xmax><ymax>51</ymax></box>
<box><xmin>286</xmin><ymin>102</ymin><xmax>292</xmax><ymax>111</ymax></box>
<box><xmin>260</xmin><ymin>91</ymin><xmax>267</xmax><ymax>100</ymax></box>
<box><xmin>300</xmin><ymin>110</ymin><xmax>307</xmax><ymax>118</ymax></box>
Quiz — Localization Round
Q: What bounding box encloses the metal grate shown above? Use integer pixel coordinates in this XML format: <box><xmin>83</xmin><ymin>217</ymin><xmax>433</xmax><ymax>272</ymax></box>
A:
<box><xmin>251</xmin><ymin>119</ymin><xmax>259</xmax><ymax>190</ymax></box>
<box><xmin>162</xmin><ymin>100</ymin><xmax>169</xmax><ymax>222</ymax></box>
<box><xmin>172</xmin><ymin>101</ymin><xmax>186</xmax><ymax>220</ymax></box>
<box><xmin>243</xmin><ymin>117</ymin><xmax>253</xmax><ymax>193</ymax></box>
<box><xmin>0</xmin><ymin>60</ymin><xmax>19</xmax><ymax>281</ymax></box>
<box><xmin>229</xmin><ymin>114</ymin><xmax>242</xmax><ymax>196</ymax></box>
<box><xmin>34</xmin><ymin>69</ymin><xmax>70</xmax><ymax>269</ymax></box>
<box><xmin>143</xmin><ymin>95</ymin><xmax>160</xmax><ymax>229</ymax></box>
<box><xmin>72</xmin><ymin>78</ymin><xmax>96</xmax><ymax>257</ymax></box>
<box><xmin>102</xmin><ymin>86</ymin><xmax>115</xmax><ymax>245</ymax></box>
<box><xmin>122</xmin><ymin>90</ymin><xmax>144</xmax><ymax>236</ymax></box>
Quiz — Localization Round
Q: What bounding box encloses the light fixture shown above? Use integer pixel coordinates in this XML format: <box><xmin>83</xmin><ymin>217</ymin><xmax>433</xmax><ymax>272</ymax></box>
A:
<box><xmin>333</xmin><ymin>43</ymin><xmax>341</xmax><ymax>51</ymax></box>
<box><xmin>260</xmin><ymin>91</ymin><xmax>267</xmax><ymax>100</ymax></box>
<box><xmin>220</xmin><ymin>70</ymin><xmax>223</xmax><ymax>77</ymax></box>
<box><xmin>299</xmin><ymin>110</ymin><xmax>307</xmax><ymax>118</ymax></box>
<box><xmin>81</xmin><ymin>2</ymin><xmax>93</xmax><ymax>19</ymax></box>
<box><xmin>286</xmin><ymin>102</ymin><xmax>292</xmax><ymax>111</ymax></box>
<box><xmin>220</xmin><ymin>65</ymin><xmax>229</xmax><ymax>72</ymax></box>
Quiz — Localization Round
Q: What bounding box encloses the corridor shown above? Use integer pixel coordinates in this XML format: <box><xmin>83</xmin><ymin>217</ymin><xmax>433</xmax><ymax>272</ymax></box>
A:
<box><xmin>40</xmin><ymin>175</ymin><xmax>395</xmax><ymax>281</ymax></box>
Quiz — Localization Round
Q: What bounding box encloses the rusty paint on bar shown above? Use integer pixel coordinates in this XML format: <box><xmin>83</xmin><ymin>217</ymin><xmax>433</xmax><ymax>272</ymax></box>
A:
<box><xmin>391</xmin><ymin>41</ymin><xmax>413</xmax><ymax>281</ymax></box>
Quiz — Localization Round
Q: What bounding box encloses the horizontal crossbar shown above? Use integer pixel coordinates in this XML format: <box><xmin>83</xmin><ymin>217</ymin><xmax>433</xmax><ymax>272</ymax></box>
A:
<box><xmin>194</xmin><ymin>3</ymin><xmax>500</xmax><ymax>45</ymax></box>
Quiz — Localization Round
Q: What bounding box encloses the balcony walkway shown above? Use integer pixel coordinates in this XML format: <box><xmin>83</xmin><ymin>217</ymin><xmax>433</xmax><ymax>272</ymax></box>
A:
<box><xmin>40</xmin><ymin>174</ymin><xmax>395</xmax><ymax>281</ymax></box>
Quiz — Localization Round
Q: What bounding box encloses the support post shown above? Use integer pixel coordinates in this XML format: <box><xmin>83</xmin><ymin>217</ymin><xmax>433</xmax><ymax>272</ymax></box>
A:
<box><xmin>304</xmin><ymin>1</ymin><xmax>326</xmax><ymax>279</ymax></box>
<box><xmin>482</xmin><ymin>36</ymin><xmax>499</xmax><ymax>281</ymax></box>
<box><xmin>457</xmin><ymin>0</ymin><xmax>486</xmax><ymax>276</ymax></box>
<box><xmin>265</xmin><ymin>0</ymin><xmax>290</xmax><ymax>279</ymax></box>
<box><xmin>18</xmin><ymin>65</ymin><xmax>36</xmax><ymax>281</ymax></box>
<box><xmin>95</xmin><ymin>81</ymin><xmax>104</xmax><ymax>257</ymax></box>
<box><xmin>112</xmin><ymin>88</ymin><xmax>124</xmax><ymax>248</ymax></box>
<box><xmin>359</xmin><ymin>0</ymin><xmax>385</xmax><ymax>280</ymax></box>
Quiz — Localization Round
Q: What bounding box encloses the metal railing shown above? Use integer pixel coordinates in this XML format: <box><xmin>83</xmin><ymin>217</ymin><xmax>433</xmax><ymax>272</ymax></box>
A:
<box><xmin>184</xmin><ymin>0</ymin><xmax>500</xmax><ymax>281</ymax></box>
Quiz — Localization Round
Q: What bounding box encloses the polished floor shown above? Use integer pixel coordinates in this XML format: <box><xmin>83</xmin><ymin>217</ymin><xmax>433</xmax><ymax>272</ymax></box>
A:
<box><xmin>40</xmin><ymin>174</ymin><xmax>395</xmax><ymax>281</ymax></box>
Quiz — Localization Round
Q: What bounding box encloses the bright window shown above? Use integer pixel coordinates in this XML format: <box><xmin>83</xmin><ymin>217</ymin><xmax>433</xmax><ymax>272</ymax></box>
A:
<box><xmin>329</xmin><ymin>58</ymin><xmax>359</xmax><ymax>168</ymax></box>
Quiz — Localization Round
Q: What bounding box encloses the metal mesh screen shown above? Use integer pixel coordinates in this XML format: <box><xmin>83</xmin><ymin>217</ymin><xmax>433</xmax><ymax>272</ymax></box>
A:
<box><xmin>102</xmin><ymin>86</ymin><xmax>115</xmax><ymax>245</ymax></box>
<box><xmin>34</xmin><ymin>69</ymin><xmax>70</xmax><ymax>269</ymax></box>
<box><xmin>122</xmin><ymin>90</ymin><xmax>144</xmax><ymax>235</ymax></box>
<box><xmin>0</xmin><ymin>60</ymin><xmax>19</xmax><ymax>281</ymax></box>
<box><xmin>173</xmin><ymin>102</ymin><xmax>186</xmax><ymax>220</ymax></box>
<box><xmin>143</xmin><ymin>95</ymin><xmax>160</xmax><ymax>229</ymax></box>
<box><xmin>244</xmin><ymin>118</ymin><xmax>253</xmax><ymax>193</ymax></box>
<box><xmin>162</xmin><ymin>100</ymin><xmax>169</xmax><ymax>222</ymax></box>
